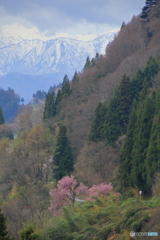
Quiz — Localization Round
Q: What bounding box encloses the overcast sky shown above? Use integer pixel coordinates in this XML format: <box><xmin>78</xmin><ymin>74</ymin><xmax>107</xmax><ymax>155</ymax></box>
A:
<box><xmin>0</xmin><ymin>0</ymin><xmax>145</xmax><ymax>35</ymax></box>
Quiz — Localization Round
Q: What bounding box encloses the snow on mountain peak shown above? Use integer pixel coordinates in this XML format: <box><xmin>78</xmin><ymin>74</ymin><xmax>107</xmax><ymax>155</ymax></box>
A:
<box><xmin>0</xmin><ymin>23</ymin><xmax>119</xmax><ymax>77</ymax></box>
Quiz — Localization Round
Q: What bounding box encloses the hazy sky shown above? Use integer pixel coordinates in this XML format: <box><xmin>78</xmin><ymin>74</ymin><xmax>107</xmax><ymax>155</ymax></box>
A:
<box><xmin>0</xmin><ymin>0</ymin><xmax>145</xmax><ymax>35</ymax></box>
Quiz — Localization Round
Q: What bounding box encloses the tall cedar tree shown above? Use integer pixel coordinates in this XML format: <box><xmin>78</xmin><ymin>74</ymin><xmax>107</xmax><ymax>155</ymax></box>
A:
<box><xmin>117</xmin><ymin>75</ymin><xmax>132</xmax><ymax>133</ymax></box>
<box><xmin>83</xmin><ymin>56</ymin><xmax>91</xmax><ymax>70</ymax></box>
<box><xmin>0</xmin><ymin>106</ymin><xmax>5</xmax><ymax>124</ymax></box>
<box><xmin>130</xmin><ymin>69</ymin><xmax>144</xmax><ymax>101</ymax></box>
<box><xmin>103</xmin><ymin>85</ymin><xmax>122</xmax><ymax>144</ymax></box>
<box><xmin>145</xmin><ymin>91</ymin><xmax>160</xmax><ymax>187</ymax></box>
<box><xmin>43</xmin><ymin>92</ymin><xmax>56</xmax><ymax>120</ymax></box>
<box><xmin>61</xmin><ymin>75</ymin><xmax>71</xmax><ymax>97</ymax></box>
<box><xmin>54</xmin><ymin>125</ymin><xmax>74</xmax><ymax>181</ymax></box>
<box><xmin>89</xmin><ymin>102</ymin><xmax>107</xmax><ymax>142</ymax></box>
<box><xmin>55</xmin><ymin>89</ymin><xmax>62</xmax><ymax>106</ymax></box>
<box><xmin>104</xmin><ymin>74</ymin><xmax>136</xmax><ymax>142</ymax></box>
<box><xmin>0</xmin><ymin>209</ymin><xmax>13</xmax><ymax>240</ymax></box>
<box><xmin>72</xmin><ymin>71</ymin><xmax>79</xmax><ymax>84</ymax></box>
<box><xmin>131</xmin><ymin>90</ymin><xmax>156</xmax><ymax>192</ymax></box>
<box><xmin>119</xmin><ymin>100</ymin><xmax>137</xmax><ymax>191</ymax></box>
<box><xmin>143</xmin><ymin>56</ymin><xmax>159</xmax><ymax>86</ymax></box>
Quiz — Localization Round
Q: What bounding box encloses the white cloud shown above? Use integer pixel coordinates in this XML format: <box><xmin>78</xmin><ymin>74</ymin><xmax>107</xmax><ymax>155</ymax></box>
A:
<box><xmin>0</xmin><ymin>0</ymin><xmax>145</xmax><ymax>35</ymax></box>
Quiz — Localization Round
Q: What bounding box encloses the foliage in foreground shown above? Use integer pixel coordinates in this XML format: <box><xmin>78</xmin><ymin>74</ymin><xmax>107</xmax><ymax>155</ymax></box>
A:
<box><xmin>39</xmin><ymin>193</ymin><xmax>160</xmax><ymax>240</ymax></box>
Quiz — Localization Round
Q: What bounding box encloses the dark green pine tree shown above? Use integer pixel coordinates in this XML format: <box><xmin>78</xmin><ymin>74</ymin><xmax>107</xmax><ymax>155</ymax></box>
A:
<box><xmin>118</xmin><ymin>75</ymin><xmax>132</xmax><ymax>133</ymax></box>
<box><xmin>130</xmin><ymin>69</ymin><xmax>144</xmax><ymax>101</ymax></box>
<box><xmin>90</xmin><ymin>57</ymin><xmax>96</xmax><ymax>67</ymax></box>
<box><xmin>103</xmin><ymin>86</ymin><xmax>121</xmax><ymax>144</ymax></box>
<box><xmin>95</xmin><ymin>52</ymin><xmax>100</xmax><ymax>62</ymax></box>
<box><xmin>0</xmin><ymin>106</ymin><xmax>5</xmax><ymax>124</ymax></box>
<box><xmin>103</xmin><ymin>75</ymin><xmax>133</xmax><ymax>144</ymax></box>
<box><xmin>72</xmin><ymin>71</ymin><xmax>79</xmax><ymax>84</ymax></box>
<box><xmin>55</xmin><ymin>89</ymin><xmax>62</xmax><ymax>106</ymax></box>
<box><xmin>140</xmin><ymin>6</ymin><xmax>149</xmax><ymax>19</ymax></box>
<box><xmin>0</xmin><ymin>209</ymin><xmax>13</xmax><ymax>240</ymax></box>
<box><xmin>119</xmin><ymin>100</ymin><xmax>137</xmax><ymax>192</ymax></box>
<box><xmin>61</xmin><ymin>75</ymin><xmax>71</xmax><ymax>97</ymax></box>
<box><xmin>120</xmin><ymin>21</ymin><xmax>126</xmax><ymax>30</ymax></box>
<box><xmin>146</xmin><ymin>0</ymin><xmax>155</xmax><ymax>7</ymax></box>
<box><xmin>145</xmin><ymin>91</ymin><xmax>160</xmax><ymax>187</ymax></box>
<box><xmin>143</xmin><ymin>56</ymin><xmax>159</xmax><ymax>86</ymax></box>
<box><xmin>131</xmin><ymin>91</ymin><xmax>156</xmax><ymax>192</ymax></box>
<box><xmin>43</xmin><ymin>91</ymin><xmax>56</xmax><ymax>121</ymax></box>
<box><xmin>89</xmin><ymin>102</ymin><xmax>107</xmax><ymax>142</ymax></box>
<box><xmin>54</xmin><ymin>125</ymin><xmax>74</xmax><ymax>181</ymax></box>
<box><xmin>83</xmin><ymin>56</ymin><xmax>91</xmax><ymax>70</ymax></box>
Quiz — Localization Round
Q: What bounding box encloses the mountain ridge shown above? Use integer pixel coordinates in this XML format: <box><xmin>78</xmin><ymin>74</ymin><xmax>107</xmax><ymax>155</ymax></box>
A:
<box><xmin>0</xmin><ymin>31</ymin><xmax>118</xmax><ymax>76</ymax></box>
<box><xmin>0</xmin><ymin>24</ymin><xmax>118</xmax><ymax>101</ymax></box>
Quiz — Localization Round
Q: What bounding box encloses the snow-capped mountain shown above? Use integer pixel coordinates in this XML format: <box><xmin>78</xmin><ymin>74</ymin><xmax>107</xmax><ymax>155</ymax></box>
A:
<box><xmin>0</xmin><ymin>34</ymin><xmax>117</xmax><ymax>76</ymax></box>
<box><xmin>0</xmin><ymin>23</ymin><xmax>119</xmax><ymax>102</ymax></box>
<box><xmin>0</xmin><ymin>23</ymin><xmax>118</xmax><ymax>76</ymax></box>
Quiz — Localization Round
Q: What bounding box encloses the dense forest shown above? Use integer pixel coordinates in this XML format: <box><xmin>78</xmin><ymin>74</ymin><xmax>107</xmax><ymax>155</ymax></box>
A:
<box><xmin>1</xmin><ymin>1</ymin><xmax>160</xmax><ymax>239</ymax></box>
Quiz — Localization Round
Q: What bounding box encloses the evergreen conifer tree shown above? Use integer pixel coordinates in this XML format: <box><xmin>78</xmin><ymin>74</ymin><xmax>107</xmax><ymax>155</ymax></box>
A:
<box><xmin>83</xmin><ymin>56</ymin><xmax>91</xmax><ymax>70</ymax></box>
<box><xmin>72</xmin><ymin>71</ymin><xmax>79</xmax><ymax>83</ymax></box>
<box><xmin>143</xmin><ymin>57</ymin><xmax>159</xmax><ymax>86</ymax></box>
<box><xmin>103</xmin><ymin>75</ymin><xmax>132</xmax><ymax>144</ymax></box>
<box><xmin>61</xmin><ymin>75</ymin><xmax>71</xmax><ymax>97</ymax></box>
<box><xmin>0</xmin><ymin>209</ymin><xmax>12</xmax><ymax>240</ymax></box>
<box><xmin>55</xmin><ymin>89</ymin><xmax>62</xmax><ymax>106</ymax></box>
<box><xmin>119</xmin><ymin>100</ymin><xmax>137</xmax><ymax>191</ymax></box>
<box><xmin>131</xmin><ymin>92</ymin><xmax>156</xmax><ymax>191</ymax></box>
<box><xmin>121</xmin><ymin>21</ymin><xmax>126</xmax><ymax>29</ymax></box>
<box><xmin>145</xmin><ymin>92</ymin><xmax>160</xmax><ymax>187</ymax></box>
<box><xmin>95</xmin><ymin>52</ymin><xmax>100</xmax><ymax>62</ymax></box>
<box><xmin>130</xmin><ymin>69</ymin><xmax>144</xmax><ymax>101</ymax></box>
<box><xmin>140</xmin><ymin>6</ymin><xmax>149</xmax><ymax>19</ymax></box>
<box><xmin>0</xmin><ymin>106</ymin><xmax>5</xmax><ymax>124</ymax></box>
<box><xmin>118</xmin><ymin>75</ymin><xmax>132</xmax><ymax>133</ymax></box>
<box><xmin>43</xmin><ymin>92</ymin><xmax>56</xmax><ymax>120</ymax></box>
<box><xmin>103</xmin><ymin>86</ymin><xmax>121</xmax><ymax>144</ymax></box>
<box><xmin>54</xmin><ymin>125</ymin><xmax>74</xmax><ymax>181</ymax></box>
<box><xmin>89</xmin><ymin>102</ymin><xmax>107</xmax><ymax>142</ymax></box>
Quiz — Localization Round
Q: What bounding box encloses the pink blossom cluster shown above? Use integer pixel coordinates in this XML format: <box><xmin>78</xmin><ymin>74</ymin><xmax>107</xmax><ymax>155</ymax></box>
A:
<box><xmin>75</xmin><ymin>182</ymin><xmax>88</xmax><ymax>196</ymax></box>
<box><xmin>49</xmin><ymin>176</ymin><xmax>118</xmax><ymax>213</ymax></box>
<box><xmin>49</xmin><ymin>175</ymin><xmax>77</xmax><ymax>212</ymax></box>
<box><xmin>89</xmin><ymin>182</ymin><xmax>113</xmax><ymax>197</ymax></box>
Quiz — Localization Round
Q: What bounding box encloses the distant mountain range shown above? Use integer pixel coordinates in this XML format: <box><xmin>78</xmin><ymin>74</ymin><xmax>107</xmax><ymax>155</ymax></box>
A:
<box><xmin>0</xmin><ymin>23</ymin><xmax>119</xmax><ymax>102</ymax></box>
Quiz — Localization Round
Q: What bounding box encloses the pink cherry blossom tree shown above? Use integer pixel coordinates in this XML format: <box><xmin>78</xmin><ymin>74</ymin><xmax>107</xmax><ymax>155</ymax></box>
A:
<box><xmin>49</xmin><ymin>175</ymin><xmax>118</xmax><ymax>213</ymax></box>
<box><xmin>49</xmin><ymin>175</ymin><xmax>84</xmax><ymax>213</ymax></box>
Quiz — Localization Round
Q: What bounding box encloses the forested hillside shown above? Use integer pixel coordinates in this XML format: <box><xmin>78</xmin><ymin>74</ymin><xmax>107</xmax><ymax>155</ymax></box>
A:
<box><xmin>1</xmin><ymin>1</ymin><xmax>160</xmax><ymax>239</ymax></box>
